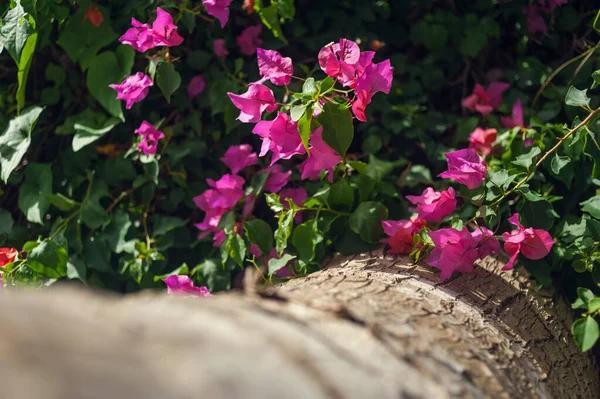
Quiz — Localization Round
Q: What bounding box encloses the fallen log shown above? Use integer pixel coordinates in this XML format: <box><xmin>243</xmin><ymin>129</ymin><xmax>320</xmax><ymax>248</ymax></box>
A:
<box><xmin>0</xmin><ymin>251</ymin><xmax>597</xmax><ymax>399</ymax></box>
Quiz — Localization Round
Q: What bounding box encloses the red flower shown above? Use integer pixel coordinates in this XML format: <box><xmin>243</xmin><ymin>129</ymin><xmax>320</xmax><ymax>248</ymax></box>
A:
<box><xmin>85</xmin><ymin>6</ymin><xmax>104</xmax><ymax>27</ymax></box>
<box><xmin>0</xmin><ymin>248</ymin><xmax>18</xmax><ymax>267</ymax></box>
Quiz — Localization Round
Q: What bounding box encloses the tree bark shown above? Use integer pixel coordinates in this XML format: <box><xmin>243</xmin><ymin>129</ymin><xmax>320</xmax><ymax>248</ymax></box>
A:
<box><xmin>0</xmin><ymin>251</ymin><xmax>598</xmax><ymax>399</ymax></box>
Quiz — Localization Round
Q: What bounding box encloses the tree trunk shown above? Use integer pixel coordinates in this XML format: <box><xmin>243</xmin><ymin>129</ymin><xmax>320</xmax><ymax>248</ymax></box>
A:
<box><xmin>0</xmin><ymin>251</ymin><xmax>598</xmax><ymax>399</ymax></box>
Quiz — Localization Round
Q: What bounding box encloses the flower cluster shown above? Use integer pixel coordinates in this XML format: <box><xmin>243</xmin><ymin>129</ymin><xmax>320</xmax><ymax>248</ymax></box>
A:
<box><xmin>523</xmin><ymin>0</ymin><xmax>569</xmax><ymax>35</ymax></box>
<box><xmin>382</xmin><ymin>80</ymin><xmax>554</xmax><ymax>280</ymax></box>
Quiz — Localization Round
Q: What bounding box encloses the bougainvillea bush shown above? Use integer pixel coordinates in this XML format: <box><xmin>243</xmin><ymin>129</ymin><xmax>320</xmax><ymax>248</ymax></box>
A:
<box><xmin>1</xmin><ymin>0</ymin><xmax>600</xmax><ymax>351</ymax></box>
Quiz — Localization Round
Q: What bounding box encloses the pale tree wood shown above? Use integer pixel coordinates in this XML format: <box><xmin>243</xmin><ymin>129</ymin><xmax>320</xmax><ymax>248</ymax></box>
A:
<box><xmin>0</xmin><ymin>251</ymin><xmax>598</xmax><ymax>399</ymax></box>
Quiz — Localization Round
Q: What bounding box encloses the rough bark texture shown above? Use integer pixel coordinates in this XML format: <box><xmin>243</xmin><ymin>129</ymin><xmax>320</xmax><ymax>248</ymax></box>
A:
<box><xmin>0</xmin><ymin>251</ymin><xmax>598</xmax><ymax>399</ymax></box>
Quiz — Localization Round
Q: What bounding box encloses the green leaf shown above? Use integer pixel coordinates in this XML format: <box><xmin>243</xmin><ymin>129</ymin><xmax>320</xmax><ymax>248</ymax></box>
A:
<box><xmin>592</xmin><ymin>70</ymin><xmax>600</xmax><ymax>90</ymax></box>
<box><xmin>56</xmin><ymin>8</ymin><xmax>116</xmax><ymax>69</ymax></box>
<box><xmin>195</xmin><ymin>258</ymin><xmax>231</xmax><ymax>292</ymax></box>
<box><xmin>349</xmin><ymin>201</ymin><xmax>388</xmax><ymax>243</ymax></box>
<box><xmin>290</xmin><ymin>104</ymin><xmax>307</xmax><ymax>122</ymax></box>
<box><xmin>292</xmin><ymin>219</ymin><xmax>323</xmax><ymax>265</ymax></box>
<box><xmin>581</xmin><ymin>196</ymin><xmax>600</xmax><ymax>219</ymax></box>
<box><xmin>186</xmin><ymin>50</ymin><xmax>212</xmax><ymax>70</ymax></box>
<box><xmin>318</xmin><ymin>102</ymin><xmax>354</xmax><ymax>157</ymax></box>
<box><xmin>27</xmin><ymin>239</ymin><xmax>67</xmax><ymax>278</ymax></box>
<box><xmin>244</xmin><ymin>219</ymin><xmax>274</xmax><ymax>256</ymax></box>
<box><xmin>572</xmin><ymin>316</ymin><xmax>599</xmax><ymax>352</ymax></box>
<box><xmin>520</xmin><ymin>199</ymin><xmax>555</xmax><ymax>231</ymax></box>
<box><xmin>87</xmin><ymin>51</ymin><xmax>125</xmax><ymax>121</ymax></box>
<box><xmin>16</xmin><ymin>31</ymin><xmax>37</xmax><ymax>112</ymax></box>
<box><xmin>72</xmin><ymin>117</ymin><xmax>120</xmax><ymax>152</ymax></box>
<box><xmin>512</xmin><ymin>146</ymin><xmax>541</xmax><ymax>169</ymax></box>
<box><xmin>0</xmin><ymin>209</ymin><xmax>14</xmax><ymax>235</ymax></box>
<box><xmin>268</xmin><ymin>253</ymin><xmax>296</xmax><ymax>275</ymax></box>
<box><xmin>297</xmin><ymin>105</ymin><xmax>313</xmax><ymax>153</ymax></box>
<box><xmin>589</xmin><ymin>298</ymin><xmax>600</xmax><ymax>314</ymax></box>
<box><xmin>229</xmin><ymin>234</ymin><xmax>247</xmax><ymax>267</ymax></box>
<box><xmin>327</xmin><ymin>179</ymin><xmax>354</xmax><ymax>211</ymax></box>
<box><xmin>275</xmin><ymin>208</ymin><xmax>295</xmax><ymax>255</ymax></box>
<box><xmin>151</xmin><ymin>215</ymin><xmax>188</xmax><ymax>237</ymax></box>
<box><xmin>0</xmin><ymin>105</ymin><xmax>43</xmax><ymax>182</ymax></box>
<box><xmin>488</xmin><ymin>170</ymin><xmax>516</xmax><ymax>190</ymax></box>
<box><xmin>44</xmin><ymin>193</ymin><xmax>77</xmax><ymax>211</ymax></box>
<box><xmin>577</xmin><ymin>287</ymin><xmax>596</xmax><ymax>305</ymax></box>
<box><xmin>0</xmin><ymin>1</ymin><xmax>33</xmax><ymax>63</ymax></box>
<box><xmin>157</xmin><ymin>62</ymin><xmax>181</xmax><ymax>103</ymax></box>
<box><xmin>154</xmin><ymin>263</ymin><xmax>189</xmax><ymax>282</ymax></box>
<box><xmin>103</xmin><ymin>209</ymin><xmax>132</xmax><ymax>254</ymax></box>
<box><xmin>565</xmin><ymin>86</ymin><xmax>590</xmax><ymax>108</ymax></box>
<box><xmin>550</xmin><ymin>153</ymin><xmax>571</xmax><ymax>175</ymax></box>
<box><xmin>266</xmin><ymin>193</ymin><xmax>284</xmax><ymax>213</ymax></box>
<box><xmin>254</xmin><ymin>3</ymin><xmax>287</xmax><ymax>43</ymax></box>
<box><xmin>66</xmin><ymin>255</ymin><xmax>86</xmax><ymax>281</ymax></box>
<box><xmin>84</xmin><ymin>235</ymin><xmax>112</xmax><ymax>272</ymax></box>
<box><xmin>18</xmin><ymin>163</ymin><xmax>52</xmax><ymax>224</ymax></box>
<box><xmin>302</xmin><ymin>77</ymin><xmax>317</xmax><ymax>97</ymax></box>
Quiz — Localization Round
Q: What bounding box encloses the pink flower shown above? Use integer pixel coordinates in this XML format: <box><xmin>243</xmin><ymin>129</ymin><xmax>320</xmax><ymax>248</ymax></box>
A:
<box><xmin>406</xmin><ymin>187</ymin><xmax>457</xmax><ymax>223</ymax></box>
<box><xmin>382</xmin><ymin>216</ymin><xmax>427</xmax><ymax>254</ymax></box>
<box><xmin>214</xmin><ymin>39</ymin><xmax>229</xmax><ymax>58</ymax></box>
<box><xmin>524</xmin><ymin>138</ymin><xmax>534</xmax><ymax>147</ymax></box>
<box><xmin>261</xmin><ymin>164</ymin><xmax>291</xmax><ymax>193</ymax></box>
<box><xmin>135</xmin><ymin>121</ymin><xmax>165</xmax><ymax>155</ymax></box>
<box><xmin>523</xmin><ymin>6</ymin><xmax>548</xmax><ymax>35</ymax></box>
<box><xmin>250</xmin><ymin>245</ymin><xmax>296</xmax><ymax>277</ymax></box>
<box><xmin>468</xmin><ymin>127</ymin><xmax>497</xmax><ymax>156</ymax></box>
<box><xmin>228</xmin><ymin>83</ymin><xmax>277</xmax><ymax>123</ymax></box>
<box><xmin>298</xmin><ymin>127</ymin><xmax>342</xmax><ymax>182</ymax></box>
<box><xmin>220</xmin><ymin>144</ymin><xmax>258</xmax><ymax>174</ymax></box>
<box><xmin>439</xmin><ymin>149</ymin><xmax>488</xmax><ymax>189</ymax></box>
<box><xmin>252</xmin><ymin>112</ymin><xmax>306</xmax><ymax>164</ymax></box>
<box><xmin>163</xmin><ymin>275</ymin><xmax>211</xmax><ymax>296</ymax></box>
<box><xmin>256</xmin><ymin>48</ymin><xmax>293</xmax><ymax>86</ymax></box>
<box><xmin>462</xmin><ymin>82</ymin><xmax>510</xmax><ymax>116</ymax></box>
<box><xmin>202</xmin><ymin>0</ymin><xmax>232</xmax><ymax>28</ymax></box>
<box><xmin>194</xmin><ymin>174</ymin><xmax>245</xmax><ymax>234</ymax></box>
<box><xmin>500</xmin><ymin>99</ymin><xmax>526</xmax><ymax>129</ymax></box>
<box><xmin>109</xmin><ymin>72</ymin><xmax>153</xmax><ymax>109</ymax></box>
<box><xmin>213</xmin><ymin>229</ymin><xmax>227</xmax><ymax>247</ymax></box>
<box><xmin>237</xmin><ymin>25</ymin><xmax>262</xmax><ymax>56</ymax></box>
<box><xmin>351</xmin><ymin>59</ymin><xmax>394</xmax><ymax>122</ymax></box>
<box><xmin>280</xmin><ymin>187</ymin><xmax>308</xmax><ymax>223</ymax></box>
<box><xmin>0</xmin><ymin>248</ymin><xmax>18</xmax><ymax>267</ymax></box>
<box><xmin>428</xmin><ymin>228</ymin><xmax>481</xmax><ymax>281</ymax></box>
<box><xmin>318</xmin><ymin>39</ymin><xmax>361</xmax><ymax>85</ymax></box>
<box><xmin>187</xmin><ymin>75</ymin><xmax>207</xmax><ymax>100</ymax></box>
<box><xmin>471</xmin><ymin>227</ymin><xmax>501</xmax><ymax>260</ymax></box>
<box><xmin>501</xmin><ymin>213</ymin><xmax>554</xmax><ymax>270</ymax></box>
<box><xmin>538</xmin><ymin>0</ymin><xmax>568</xmax><ymax>13</ymax></box>
<box><xmin>195</xmin><ymin>207</ymin><xmax>226</xmax><ymax>233</ymax></box>
<box><xmin>119</xmin><ymin>8</ymin><xmax>183</xmax><ymax>52</ymax></box>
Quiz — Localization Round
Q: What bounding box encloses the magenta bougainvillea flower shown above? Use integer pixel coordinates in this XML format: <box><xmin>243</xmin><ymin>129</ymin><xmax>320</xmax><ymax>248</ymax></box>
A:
<box><xmin>468</xmin><ymin>127</ymin><xmax>497</xmax><ymax>156</ymax></box>
<box><xmin>220</xmin><ymin>144</ymin><xmax>258</xmax><ymax>175</ymax></box>
<box><xmin>502</xmin><ymin>213</ymin><xmax>554</xmax><ymax>270</ymax></box>
<box><xmin>298</xmin><ymin>127</ymin><xmax>342</xmax><ymax>182</ymax></box>
<box><xmin>318</xmin><ymin>38</ymin><xmax>361</xmax><ymax>85</ymax></box>
<box><xmin>427</xmin><ymin>228</ymin><xmax>481</xmax><ymax>281</ymax></box>
<box><xmin>109</xmin><ymin>72</ymin><xmax>153</xmax><ymax>109</ymax></box>
<box><xmin>280</xmin><ymin>187</ymin><xmax>308</xmax><ymax>223</ymax></box>
<box><xmin>261</xmin><ymin>164</ymin><xmax>291</xmax><ymax>193</ymax></box>
<box><xmin>237</xmin><ymin>25</ymin><xmax>263</xmax><ymax>56</ymax></box>
<box><xmin>256</xmin><ymin>48</ymin><xmax>293</xmax><ymax>86</ymax></box>
<box><xmin>382</xmin><ymin>216</ymin><xmax>427</xmax><ymax>254</ymax></box>
<box><xmin>135</xmin><ymin>121</ymin><xmax>165</xmax><ymax>155</ymax></box>
<box><xmin>351</xmin><ymin>59</ymin><xmax>394</xmax><ymax>122</ymax></box>
<box><xmin>228</xmin><ymin>83</ymin><xmax>277</xmax><ymax>123</ymax></box>
<box><xmin>406</xmin><ymin>187</ymin><xmax>457</xmax><ymax>223</ymax></box>
<box><xmin>501</xmin><ymin>99</ymin><xmax>525</xmax><ymax>129</ymax></box>
<box><xmin>214</xmin><ymin>39</ymin><xmax>229</xmax><ymax>58</ymax></box>
<box><xmin>119</xmin><ymin>8</ymin><xmax>183</xmax><ymax>52</ymax></box>
<box><xmin>439</xmin><ymin>149</ymin><xmax>488</xmax><ymax>189</ymax></box>
<box><xmin>538</xmin><ymin>0</ymin><xmax>568</xmax><ymax>13</ymax></box>
<box><xmin>471</xmin><ymin>227</ymin><xmax>501</xmax><ymax>260</ymax></box>
<box><xmin>194</xmin><ymin>174</ymin><xmax>245</xmax><ymax>235</ymax></box>
<box><xmin>462</xmin><ymin>82</ymin><xmax>510</xmax><ymax>116</ymax></box>
<box><xmin>252</xmin><ymin>112</ymin><xmax>306</xmax><ymax>164</ymax></box>
<box><xmin>187</xmin><ymin>75</ymin><xmax>206</xmax><ymax>99</ymax></box>
<box><xmin>523</xmin><ymin>5</ymin><xmax>548</xmax><ymax>34</ymax></box>
<box><xmin>202</xmin><ymin>0</ymin><xmax>232</xmax><ymax>28</ymax></box>
<box><xmin>163</xmin><ymin>275</ymin><xmax>211</xmax><ymax>296</ymax></box>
